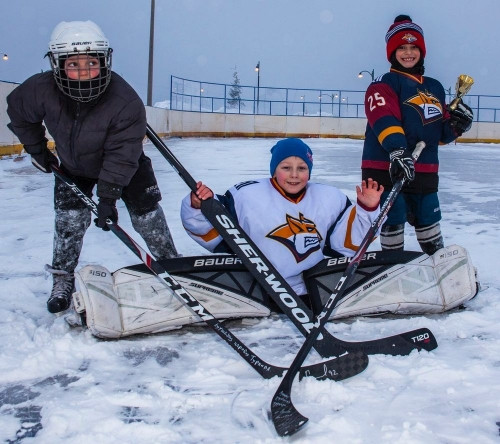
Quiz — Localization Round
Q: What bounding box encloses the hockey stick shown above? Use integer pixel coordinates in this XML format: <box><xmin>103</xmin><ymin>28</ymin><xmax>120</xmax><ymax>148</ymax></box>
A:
<box><xmin>146</xmin><ymin>125</ymin><xmax>436</xmax><ymax>357</ymax></box>
<box><xmin>51</xmin><ymin>165</ymin><xmax>364</xmax><ymax>381</ymax></box>
<box><xmin>270</xmin><ymin>142</ymin><xmax>428</xmax><ymax>437</ymax></box>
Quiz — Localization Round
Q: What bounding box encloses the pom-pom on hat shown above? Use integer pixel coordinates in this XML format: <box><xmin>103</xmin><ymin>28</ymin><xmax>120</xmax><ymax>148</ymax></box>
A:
<box><xmin>385</xmin><ymin>15</ymin><xmax>426</xmax><ymax>61</ymax></box>
<box><xmin>270</xmin><ymin>138</ymin><xmax>313</xmax><ymax>177</ymax></box>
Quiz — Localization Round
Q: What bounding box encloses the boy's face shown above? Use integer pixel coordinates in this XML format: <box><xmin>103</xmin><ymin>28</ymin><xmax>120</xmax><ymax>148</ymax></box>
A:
<box><xmin>395</xmin><ymin>44</ymin><xmax>421</xmax><ymax>69</ymax></box>
<box><xmin>64</xmin><ymin>54</ymin><xmax>100</xmax><ymax>80</ymax></box>
<box><xmin>273</xmin><ymin>156</ymin><xmax>309</xmax><ymax>194</ymax></box>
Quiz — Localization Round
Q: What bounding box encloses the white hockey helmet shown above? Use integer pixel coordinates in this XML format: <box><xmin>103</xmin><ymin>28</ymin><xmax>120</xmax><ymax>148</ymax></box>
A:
<box><xmin>47</xmin><ymin>20</ymin><xmax>113</xmax><ymax>102</ymax></box>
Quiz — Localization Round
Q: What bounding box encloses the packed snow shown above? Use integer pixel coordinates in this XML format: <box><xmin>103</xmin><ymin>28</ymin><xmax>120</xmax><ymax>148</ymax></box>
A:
<box><xmin>0</xmin><ymin>137</ymin><xmax>499</xmax><ymax>443</ymax></box>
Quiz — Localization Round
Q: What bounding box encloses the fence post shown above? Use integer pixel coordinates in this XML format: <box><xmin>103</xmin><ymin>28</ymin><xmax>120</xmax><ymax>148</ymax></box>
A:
<box><xmin>170</xmin><ymin>75</ymin><xmax>173</xmax><ymax>110</ymax></box>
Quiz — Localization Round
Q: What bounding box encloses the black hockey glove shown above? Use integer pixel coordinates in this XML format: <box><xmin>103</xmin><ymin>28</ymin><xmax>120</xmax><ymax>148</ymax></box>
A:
<box><xmin>448</xmin><ymin>101</ymin><xmax>473</xmax><ymax>136</ymax></box>
<box><xmin>95</xmin><ymin>198</ymin><xmax>118</xmax><ymax>231</ymax></box>
<box><xmin>96</xmin><ymin>179</ymin><xmax>123</xmax><ymax>200</ymax></box>
<box><xmin>389</xmin><ymin>148</ymin><xmax>415</xmax><ymax>183</ymax></box>
<box><xmin>24</xmin><ymin>140</ymin><xmax>59</xmax><ymax>173</ymax></box>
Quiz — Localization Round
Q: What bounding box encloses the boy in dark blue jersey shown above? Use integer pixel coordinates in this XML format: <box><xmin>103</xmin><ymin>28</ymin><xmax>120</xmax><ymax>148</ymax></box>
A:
<box><xmin>361</xmin><ymin>14</ymin><xmax>474</xmax><ymax>255</ymax></box>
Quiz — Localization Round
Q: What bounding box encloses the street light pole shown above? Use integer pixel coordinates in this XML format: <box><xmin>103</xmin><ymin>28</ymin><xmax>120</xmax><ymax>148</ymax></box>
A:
<box><xmin>341</xmin><ymin>96</ymin><xmax>349</xmax><ymax>116</ymax></box>
<box><xmin>319</xmin><ymin>93</ymin><xmax>337</xmax><ymax>116</ymax></box>
<box><xmin>147</xmin><ymin>0</ymin><xmax>155</xmax><ymax>106</ymax></box>
<box><xmin>255</xmin><ymin>61</ymin><xmax>260</xmax><ymax>113</ymax></box>
<box><xmin>358</xmin><ymin>69</ymin><xmax>375</xmax><ymax>81</ymax></box>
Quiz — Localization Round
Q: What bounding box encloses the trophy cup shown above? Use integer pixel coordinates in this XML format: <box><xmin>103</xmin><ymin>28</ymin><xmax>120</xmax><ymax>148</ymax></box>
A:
<box><xmin>449</xmin><ymin>74</ymin><xmax>474</xmax><ymax>111</ymax></box>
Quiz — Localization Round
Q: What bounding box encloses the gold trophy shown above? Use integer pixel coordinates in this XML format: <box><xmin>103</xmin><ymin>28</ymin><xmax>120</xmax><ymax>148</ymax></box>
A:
<box><xmin>449</xmin><ymin>74</ymin><xmax>474</xmax><ymax>110</ymax></box>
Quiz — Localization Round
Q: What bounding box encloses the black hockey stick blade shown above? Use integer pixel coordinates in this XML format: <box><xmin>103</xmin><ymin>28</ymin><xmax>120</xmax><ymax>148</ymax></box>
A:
<box><xmin>325</xmin><ymin>327</ymin><xmax>438</xmax><ymax>356</ymax></box>
<box><xmin>271</xmin><ymin>390</ymin><xmax>309</xmax><ymax>437</ymax></box>
<box><xmin>275</xmin><ymin>351</ymin><xmax>368</xmax><ymax>436</ymax></box>
<box><xmin>299</xmin><ymin>350</ymin><xmax>368</xmax><ymax>381</ymax></box>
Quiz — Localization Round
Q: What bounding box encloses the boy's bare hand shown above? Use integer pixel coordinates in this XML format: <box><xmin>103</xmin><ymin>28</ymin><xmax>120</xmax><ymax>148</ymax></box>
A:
<box><xmin>356</xmin><ymin>178</ymin><xmax>384</xmax><ymax>209</ymax></box>
<box><xmin>190</xmin><ymin>181</ymin><xmax>214</xmax><ymax>209</ymax></box>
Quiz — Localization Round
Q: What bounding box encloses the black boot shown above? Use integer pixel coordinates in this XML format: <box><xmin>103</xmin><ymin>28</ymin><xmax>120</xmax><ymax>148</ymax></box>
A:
<box><xmin>46</xmin><ymin>266</ymin><xmax>75</xmax><ymax>314</ymax></box>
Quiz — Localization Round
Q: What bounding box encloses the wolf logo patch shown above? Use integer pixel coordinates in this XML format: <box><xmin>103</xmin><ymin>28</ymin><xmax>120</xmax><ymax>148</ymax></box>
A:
<box><xmin>266</xmin><ymin>212</ymin><xmax>322</xmax><ymax>262</ymax></box>
<box><xmin>405</xmin><ymin>89</ymin><xmax>443</xmax><ymax>123</ymax></box>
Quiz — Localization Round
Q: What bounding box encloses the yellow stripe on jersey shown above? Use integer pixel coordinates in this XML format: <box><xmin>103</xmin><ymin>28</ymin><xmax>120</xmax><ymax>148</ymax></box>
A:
<box><xmin>184</xmin><ymin>226</ymin><xmax>220</xmax><ymax>242</ymax></box>
<box><xmin>343</xmin><ymin>207</ymin><xmax>360</xmax><ymax>251</ymax></box>
<box><xmin>377</xmin><ymin>126</ymin><xmax>405</xmax><ymax>145</ymax></box>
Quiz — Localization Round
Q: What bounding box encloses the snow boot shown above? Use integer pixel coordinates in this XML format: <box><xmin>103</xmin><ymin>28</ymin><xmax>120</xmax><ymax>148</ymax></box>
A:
<box><xmin>46</xmin><ymin>266</ymin><xmax>75</xmax><ymax>314</ymax></box>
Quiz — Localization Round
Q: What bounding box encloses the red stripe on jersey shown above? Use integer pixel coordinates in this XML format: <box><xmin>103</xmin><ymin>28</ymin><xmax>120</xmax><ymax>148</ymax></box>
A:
<box><xmin>415</xmin><ymin>163</ymin><xmax>439</xmax><ymax>173</ymax></box>
<box><xmin>361</xmin><ymin>160</ymin><xmax>390</xmax><ymax>170</ymax></box>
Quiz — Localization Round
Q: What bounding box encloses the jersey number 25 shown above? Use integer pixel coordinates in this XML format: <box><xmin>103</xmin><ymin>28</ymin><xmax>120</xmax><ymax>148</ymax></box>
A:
<box><xmin>368</xmin><ymin>92</ymin><xmax>386</xmax><ymax>111</ymax></box>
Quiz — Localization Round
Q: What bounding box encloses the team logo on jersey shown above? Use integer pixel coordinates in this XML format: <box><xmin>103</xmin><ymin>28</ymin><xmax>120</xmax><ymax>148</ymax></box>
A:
<box><xmin>266</xmin><ymin>212</ymin><xmax>322</xmax><ymax>262</ymax></box>
<box><xmin>405</xmin><ymin>89</ymin><xmax>443</xmax><ymax>123</ymax></box>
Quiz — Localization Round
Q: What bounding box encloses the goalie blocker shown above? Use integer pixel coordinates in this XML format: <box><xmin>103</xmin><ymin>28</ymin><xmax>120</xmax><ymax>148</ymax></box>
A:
<box><xmin>72</xmin><ymin>244</ymin><xmax>479</xmax><ymax>339</ymax></box>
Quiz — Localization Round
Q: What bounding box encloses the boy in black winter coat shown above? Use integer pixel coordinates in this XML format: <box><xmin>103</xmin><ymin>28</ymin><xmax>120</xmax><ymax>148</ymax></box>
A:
<box><xmin>7</xmin><ymin>20</ymin><xmax>178</xmax><ymax>314</ymax></box>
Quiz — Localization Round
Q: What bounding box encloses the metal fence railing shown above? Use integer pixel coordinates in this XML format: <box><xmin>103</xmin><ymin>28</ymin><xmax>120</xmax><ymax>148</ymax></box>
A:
<box><xmin>169</xmin><ymin>75</ymin><xmax>499</xmax><ymax>123</ymax></box>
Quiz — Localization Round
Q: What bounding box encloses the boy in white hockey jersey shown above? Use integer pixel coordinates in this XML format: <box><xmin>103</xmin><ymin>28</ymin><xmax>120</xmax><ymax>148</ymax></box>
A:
<box><xmin>181</xmin><ymin>138</ymin><xmax>384</xmax><ymax>302</ymax></box>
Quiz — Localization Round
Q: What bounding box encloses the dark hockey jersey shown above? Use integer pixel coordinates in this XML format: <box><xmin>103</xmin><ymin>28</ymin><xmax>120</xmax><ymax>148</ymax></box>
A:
<box><xmin>361</xmin><ymin>69</ymin><xmax>459</xmax><ymax>193</ymax></box>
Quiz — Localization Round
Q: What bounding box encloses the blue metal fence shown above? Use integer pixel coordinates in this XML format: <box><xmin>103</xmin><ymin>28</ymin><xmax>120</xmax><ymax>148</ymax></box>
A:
<box><xmin>169</xmin><ymin>75</ymin><xmax>498</xmax><ymax>123</ymax></box>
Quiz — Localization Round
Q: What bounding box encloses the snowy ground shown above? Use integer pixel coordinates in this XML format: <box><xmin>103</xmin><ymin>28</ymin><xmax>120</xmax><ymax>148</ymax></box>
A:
<box><xmin>1</xmin><ymin>137</ymin><xmax>499</xmax><ymax>443</ymax></box>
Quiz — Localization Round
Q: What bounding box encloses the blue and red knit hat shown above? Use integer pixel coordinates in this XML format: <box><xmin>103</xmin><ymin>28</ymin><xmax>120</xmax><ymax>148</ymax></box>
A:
<box><xmin>385</xmin><ymin>15</ymin><xmax>426</xmax><ymax>61</ymax></box>
<box><xmin>270</xmin><ymin>138</ymin><xmax>313</xmax><ymax>177</ymax></box>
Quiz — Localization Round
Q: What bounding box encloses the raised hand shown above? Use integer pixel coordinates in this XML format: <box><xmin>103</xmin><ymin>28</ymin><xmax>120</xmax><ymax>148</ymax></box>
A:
<box><xmin>356</xmin><ymin>178</ymin><xmax>384</xmax><ymax>209</ymax></box>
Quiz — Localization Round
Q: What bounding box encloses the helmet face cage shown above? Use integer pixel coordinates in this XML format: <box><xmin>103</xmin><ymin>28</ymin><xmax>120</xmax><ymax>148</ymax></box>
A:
<box><xmin>47</xmin><ymin>21</ymin><xmax>112</xmax><ymax>102</ymax></box>
<box><xmin>48</xmin><ymin>48</ymin><xmax>112</xmax><ymax>102</ymax></box>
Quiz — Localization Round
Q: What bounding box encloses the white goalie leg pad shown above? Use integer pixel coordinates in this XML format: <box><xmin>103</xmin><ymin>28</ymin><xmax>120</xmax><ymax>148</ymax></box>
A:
<box><xmin>74</xmin><ymin>265</ymin><xmax>270</xmax><ymax>339</ymax></box>
<box><xmin>431</xmin><ymin>244</ymin><xmax>478</xmax><ymax>310</ymax></box>
<box><xmin>73</xmin><ymin>265</ymin><xmax>122</xmax><ymax>338</ymax></box>
<box><xmin>330</xmin><ymin>244</ymin><xmax>478</xmax><ymax>320</ymax></box>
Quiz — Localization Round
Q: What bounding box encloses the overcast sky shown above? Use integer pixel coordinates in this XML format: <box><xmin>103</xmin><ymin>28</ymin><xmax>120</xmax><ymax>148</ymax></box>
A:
<box><xmin>0</xmin><ymin>0</ymin><xmax>497</xmax><ymax>104</ymax></box>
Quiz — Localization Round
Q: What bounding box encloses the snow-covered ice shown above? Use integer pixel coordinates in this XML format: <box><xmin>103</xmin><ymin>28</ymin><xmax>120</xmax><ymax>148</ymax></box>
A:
<box><xmin>1</xmin><ymin>137</ymin><xmax>499</xmax><ymax>443</ymax></box>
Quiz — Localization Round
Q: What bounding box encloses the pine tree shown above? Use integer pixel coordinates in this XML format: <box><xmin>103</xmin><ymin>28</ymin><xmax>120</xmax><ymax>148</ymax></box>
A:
<box><xmin>228</xmin><ymin>68</ymin><xmax>244</xmax><ymax>109</ymax></box>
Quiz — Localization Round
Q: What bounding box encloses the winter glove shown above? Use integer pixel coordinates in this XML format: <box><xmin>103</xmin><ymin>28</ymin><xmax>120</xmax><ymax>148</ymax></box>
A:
<box><xmin>448</xmin><ymin>101</ymin><xmax>473</xmax><ymax>136</ymax></box>
<box><xmin>389</xmin><ymin>148</ymin><xmax>415</xmax><ymax>183</ymax></box>
<box><xmin>96</xmin><ymin>179</ymin><xmax>123</xmax><ymax>200</ymax></box>
<box><xmin>24</xmin><ymin>140</ymin><xmax>59</xmax><ymax>173</ymax></box>
<box><xmin>95</xmin><ymin>198</ymin><xmax>118</xmax><ymax>231</ymax></box>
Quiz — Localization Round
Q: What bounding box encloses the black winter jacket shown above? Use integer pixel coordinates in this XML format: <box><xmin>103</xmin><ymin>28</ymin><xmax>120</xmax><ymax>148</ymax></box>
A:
<box><xmin>7</xmin><ymin>71</ymin><xmax>146</xmax><ymax>188</ymax></box>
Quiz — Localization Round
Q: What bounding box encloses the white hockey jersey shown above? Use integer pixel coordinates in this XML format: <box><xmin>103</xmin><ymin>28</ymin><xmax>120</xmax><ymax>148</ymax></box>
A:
<box><xmin>181</xmin><ymin>178</ymin><xmax>381</xmax><ymax>295</ymax></box>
